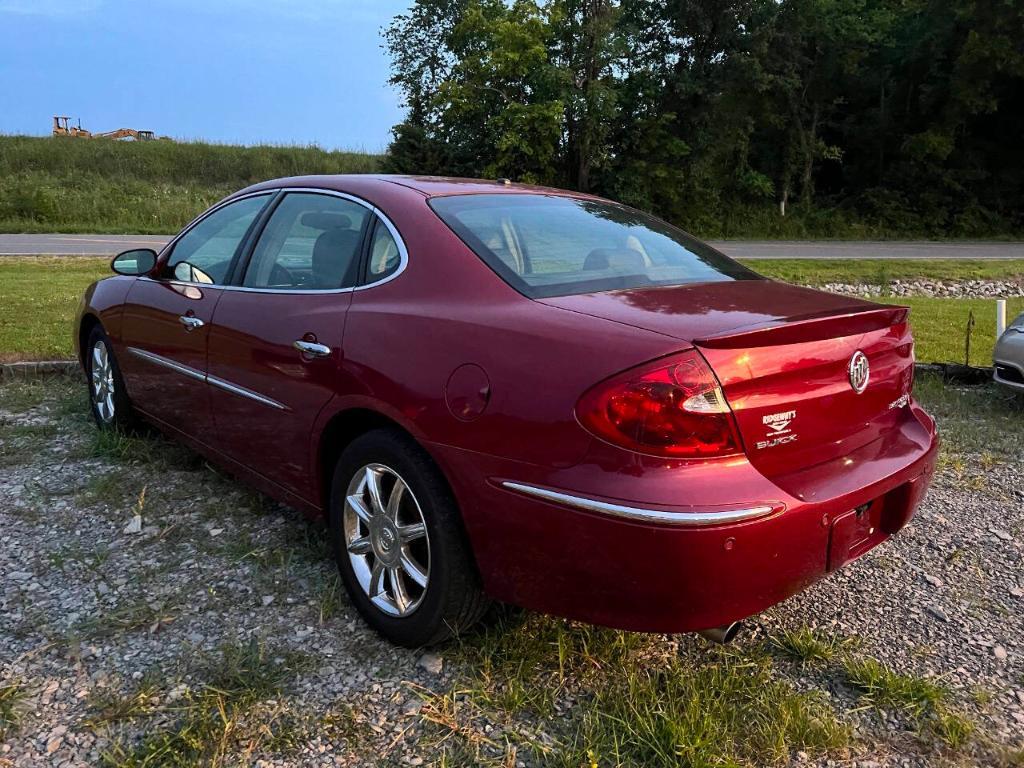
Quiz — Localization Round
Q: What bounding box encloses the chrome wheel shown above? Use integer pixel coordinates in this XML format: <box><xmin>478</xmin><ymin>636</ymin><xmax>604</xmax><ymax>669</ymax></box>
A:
<box><xmin>90</xmin><ymin>340</ymin><xmax>116</xmax><ymax>423</ymax></box>
<box><xmin>344</xmin><ymin>463</ymin><xmax>430</xmax><ymax>617</ymax></box>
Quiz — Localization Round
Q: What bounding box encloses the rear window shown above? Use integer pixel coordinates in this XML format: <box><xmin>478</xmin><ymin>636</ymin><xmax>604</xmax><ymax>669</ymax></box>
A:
<box><xmin>429</xmin><ymin>194</ymin><xmax>758</xmax><ymax>298</ymax></box>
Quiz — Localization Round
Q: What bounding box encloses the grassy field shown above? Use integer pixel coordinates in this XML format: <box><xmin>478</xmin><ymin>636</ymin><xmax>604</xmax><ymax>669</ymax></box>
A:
<box><xmin>0</xmin><ymin>135</ymin><xmax>380</xmax><ymax>233</ymax></box>
<box><xmin>751</xmin><ymin>258</ymin><xmax>1024</xmax><ymax>285</ymax></box>
<box><xmin>0</xmin><ymin>256</ymin><xmax>1021</xmax><ymax>365</ymax></box>
<box><xmin>748</xmin><ymin>259</ymin><xmax>1024</xmax><ymax>366</ymax></box>
<box><xmin>6</xmin><ymin>135</ymin><xmax>1024</xmax><ymax>239</ymax></box>
<box><xmin>0</xmin><ymin>257</ymin><xmax>107</xmax><ymax>362</ymax></box>
<box><xmin>882</xmin><ymin>296</ymin><xmax>1024</xmax><ymax>366</ymax></box>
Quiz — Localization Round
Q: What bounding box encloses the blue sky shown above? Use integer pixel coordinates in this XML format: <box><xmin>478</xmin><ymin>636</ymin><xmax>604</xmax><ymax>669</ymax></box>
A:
<box><xmin>0</xmin><ymin>0</ymin><xmax>410</xmax><ymax>150</ymax></box>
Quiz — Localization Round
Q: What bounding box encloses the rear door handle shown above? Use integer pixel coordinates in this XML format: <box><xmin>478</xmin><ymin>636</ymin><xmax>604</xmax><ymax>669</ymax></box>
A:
<box><xmin>179</xmin><ymin>315</ymin><xmax>204</xmax><ymax>331</ymax></box>
<box><xmin>293</xmin><ymin>340</ymin><xmax>331</xmax><ymax>358</ymax></box>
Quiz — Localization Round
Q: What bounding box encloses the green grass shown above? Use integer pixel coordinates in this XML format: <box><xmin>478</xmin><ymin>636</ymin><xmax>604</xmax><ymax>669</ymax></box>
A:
<box><xmin>748</xmin><ymin>258</ymin><xmax>1024</xmax><ymax>286</ymax></box>
<box><xmin>74</xmin><ymin>595</ymin><xmax>178</xmax><ymax>640</ymax></box>
<box><xmin>87</xmin><ymin>679</ymin><xmax>162</xmax><ymax>724</ymax></box>
<box><xmin>0</xmin><ymin>680</ymin><xmax>28</xmax><ymax>740</ymax></box>
<box><xmin>439</xmin><ymin>615</ymin><xmax>851</xmax><ymax>766</ymax></box>
<box><xmin>95</xmin><ymin>639</ymin><xmax>311</xmax><ymax>767</ymax></box>
<box><xmin>912</xmin><ymin>373</ymin><xmax>1024</xmax><ymax>458</ymax></box>
<box><xmin>840</xmin><ymin>656</ymin><xmax>976</xmax><ymax>748</ymax></box>
<box><xmin>80</xmin><ymin>421</ymin><xmax>199</xmax><ymax>470</ymax></box>
<box><xmin>1</xmin><ymin>256</ymin><xmax>1021</xmax><ymax>364</ymax></box>
<box><xmin>0</xmin><ymin>256</ymin><xmax>108</xmax><ymax>362</ymax></box>
<box><xmin>565</xmin><ymin>651</ymin><xmax>850</xmax><ymax>767</ymax></box>
<box><xmin>749</xmin><ymin>259</ymin><xmax>1024</xmax><ymax>365</ymax></box>
<box><xmin>891</xmin><ymin>296</ymin><xmax>1024</xmax><ymax>366</ymax></box>
<box><xmin>842</xmin><ymin>657</ymin><xmax>948</xmax><ymax>717</ymax></box>
<box><xmin>433</xmin><ymin>615</ymin><xmax>992</xmax><ymax>763</ymax></box>
<box><xmin>770</xmin><ymin>627</ymin><xmax>857</xmax><ymax>666</ymax></box>
<box><xmin>0</xmin><ymin>135</ymin><xmax>380</xmax><ymax>233</ymax></box>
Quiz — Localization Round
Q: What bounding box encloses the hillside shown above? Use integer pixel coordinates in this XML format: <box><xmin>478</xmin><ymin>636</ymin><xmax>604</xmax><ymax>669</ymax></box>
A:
<box><xmin>0</xmin><ymin>135</ymin><xmax>381</xmax><ymax>233</ymax></box>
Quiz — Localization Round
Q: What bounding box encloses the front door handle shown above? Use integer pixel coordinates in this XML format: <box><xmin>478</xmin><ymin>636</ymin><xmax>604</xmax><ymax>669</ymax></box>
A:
<box><xmin>293</xmin><ymin>340</ymin><xmax>331</xmax><ymax>358</ymax></box>
<box><xmin>179</xmin><ymin>315</ymin><xmax>204</xmax><ymax>331</ymax></box>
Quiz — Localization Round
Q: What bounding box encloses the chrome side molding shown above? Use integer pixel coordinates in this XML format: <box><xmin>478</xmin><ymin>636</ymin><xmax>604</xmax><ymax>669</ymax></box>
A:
<box><xmin>206</xmin><ymin>374</ymin><xmax>288</xmax><ymax>411</ymax></box>
<box><xmin>127</xmin><ymin>347</ymin><xmax>205</xmax><ymax>382</ymax></box>
<box><xmin>501</xmin><ymin>481</ymin><xmax>777</xmax><ymax>527</ymax></box>
<box><xmin>127</xmin><ymin>347</ymin><xmax>288</xmax><ymax>411</ymax></box>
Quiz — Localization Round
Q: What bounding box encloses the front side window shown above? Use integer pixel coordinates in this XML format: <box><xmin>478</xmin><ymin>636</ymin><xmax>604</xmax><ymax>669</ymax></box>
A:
<box><xmin>165</xmin><ymin>195</ymin><xmax>269</xmax><ymax>285</ymax></box>
<box><xmin>243</xmin><ymin>192</ymin><xmax>370</xmax><ymax>290</ymax></box>
<box><xmin>429</xmin><ymin>194</ymin><xmax>759</xmax><ymax>298</ymax></box>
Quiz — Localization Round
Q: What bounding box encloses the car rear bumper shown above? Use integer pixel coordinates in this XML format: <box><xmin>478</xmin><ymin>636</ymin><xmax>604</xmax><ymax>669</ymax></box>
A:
<box><xmin>430</xmin><ymin>402</ymin><xmax>938</xmax><ymax>634</ymax></box>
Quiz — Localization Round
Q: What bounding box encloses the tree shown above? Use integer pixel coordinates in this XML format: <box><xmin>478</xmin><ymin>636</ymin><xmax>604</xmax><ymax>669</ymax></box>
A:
<box><xmin>550</xmin><ymin>0</ymin><xmax>619</xmax><ymax>190</ymax></box>
<box><xmin>382</xmin><ymin>0</ymin><xmax>1024</xmax><ymax>236</ymax></box>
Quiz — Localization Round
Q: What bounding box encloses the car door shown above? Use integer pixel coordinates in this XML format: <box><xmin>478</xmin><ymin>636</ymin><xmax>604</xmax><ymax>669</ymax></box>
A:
<box><xmin>205</xmin><ymin>190</ymin><xmax>377</xmax><ymax>499</ymax></box>
<box><xmin>118</xmin><ymin>193</ymin><xmax>272</xmax><ymax>438</ymax></box>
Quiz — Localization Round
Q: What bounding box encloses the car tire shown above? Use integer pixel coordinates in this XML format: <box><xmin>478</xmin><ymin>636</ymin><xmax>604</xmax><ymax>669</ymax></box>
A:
<box><xmin>85</xmin><ymin>326</ymin><xmax>136</xmax><ymax>431</ymax></box>
<box><xmin>328</xmin><ymin>428</ymin><xmax>489</xmax><ymax>647</ymax></box>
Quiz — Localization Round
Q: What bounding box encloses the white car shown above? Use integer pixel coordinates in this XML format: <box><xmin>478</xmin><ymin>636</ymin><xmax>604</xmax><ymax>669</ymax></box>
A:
<box><xmin>994</xmin><ymin>313</ymin><xmax>1024</xmax><ymax>392</ymax></box>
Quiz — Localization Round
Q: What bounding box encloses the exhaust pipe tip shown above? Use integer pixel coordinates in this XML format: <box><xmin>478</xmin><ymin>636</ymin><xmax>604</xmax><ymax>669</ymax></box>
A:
<box><xmin>697</xmin><ymin>621</ymin><xmax>743</xmax><ymax>644</ymax></box>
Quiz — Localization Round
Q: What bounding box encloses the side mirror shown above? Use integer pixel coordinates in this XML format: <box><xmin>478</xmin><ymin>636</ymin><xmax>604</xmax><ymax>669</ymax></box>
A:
<box><xmin>111</xmin><ymin>248</ymin><xmax>157</xmax><ymax>276</ymax></box>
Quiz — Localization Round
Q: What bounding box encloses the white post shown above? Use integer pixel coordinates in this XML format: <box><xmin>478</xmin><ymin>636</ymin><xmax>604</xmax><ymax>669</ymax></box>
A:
<box><xmin>996</xmin><ymin>299</ymin><xmax>1007</xmax><ymax>337</ymax></box>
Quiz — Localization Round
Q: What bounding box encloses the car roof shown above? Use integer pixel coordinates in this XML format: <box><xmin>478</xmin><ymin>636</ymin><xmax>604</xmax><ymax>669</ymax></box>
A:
<box><xmin>238</xmin><ymin>174</ymin><xmax>592</xmax><ymax>201</ymax></box>
<box><xmin>379</xmin><ymin>175</ymin><xmax>580</xmax><ymax>198</ymax></box>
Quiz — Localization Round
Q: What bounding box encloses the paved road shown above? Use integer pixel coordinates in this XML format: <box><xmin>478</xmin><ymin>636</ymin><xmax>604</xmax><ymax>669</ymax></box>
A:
<box><xmin>2</xmin><ymin>233</ymin><xmax>1024</xmax><ymax>259</ymax></box>
<box><xmin>0</xmin><ymin>234</ymin><xmax>171</xmax><ymax>256</ymax></box>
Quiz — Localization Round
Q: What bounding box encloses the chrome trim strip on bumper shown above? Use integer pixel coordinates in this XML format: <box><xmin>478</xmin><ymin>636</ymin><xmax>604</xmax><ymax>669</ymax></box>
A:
<box><xmin>501</xmin><ymin>481</ymin><xmax>777</xmax><ymax>527</ymax></box>
<box><xmin>127</xmin><ymin>347</ymin><xmax>288</xmax><ymax>411</ymax></box>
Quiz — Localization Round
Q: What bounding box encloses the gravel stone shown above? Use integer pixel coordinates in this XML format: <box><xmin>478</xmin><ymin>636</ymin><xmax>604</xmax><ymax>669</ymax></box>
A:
<box><xmin>925</xmin><ymin>605</ymin><xmax>950</xmax><ymax>622</ymax></box>
<box><xmin>417</xmin><ymin>653</ymin><xmax>443</xmax><ymax>675</ymax></box>
<box><xmin>812</xmin><ymin>278</ymin><xmax>1024</xmax><ymax>298</ymax></box>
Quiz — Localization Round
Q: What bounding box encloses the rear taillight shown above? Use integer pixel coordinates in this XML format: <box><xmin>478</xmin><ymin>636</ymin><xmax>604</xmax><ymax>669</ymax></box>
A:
<box><xmin>576</xmin><ymin>349</ymin><xmax>742</xmax><ymax>459</ymax></box>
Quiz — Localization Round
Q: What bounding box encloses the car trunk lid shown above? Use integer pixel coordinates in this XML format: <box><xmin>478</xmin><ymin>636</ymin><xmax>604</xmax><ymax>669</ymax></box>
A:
<box><xmin>542</xmin><ymin>280</ymin><xmax>916</xmax><ymax>483</ymax></box>
<box><xmin>695</xmin><ymin>312</ymin><xmax>914</xmax><ymax>485</ymax></box>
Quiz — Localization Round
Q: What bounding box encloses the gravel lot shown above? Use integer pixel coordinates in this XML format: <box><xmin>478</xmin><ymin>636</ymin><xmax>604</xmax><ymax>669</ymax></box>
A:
<box><xmin>815</xmin><ymin>279</ymin><xmax>1024</xmax><ymax>298</ymax></box>
<box><xmin>1</xmin><ymin>375</ymin><xmax>1022</xmax><ymax>767</ymax></box>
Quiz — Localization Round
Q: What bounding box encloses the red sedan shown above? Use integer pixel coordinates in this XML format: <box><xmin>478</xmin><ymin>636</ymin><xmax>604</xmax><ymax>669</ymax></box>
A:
<box><xmin>75</xmin><ymin>176</ymin><xmax>938</xmax><ymax>647</ymax></box>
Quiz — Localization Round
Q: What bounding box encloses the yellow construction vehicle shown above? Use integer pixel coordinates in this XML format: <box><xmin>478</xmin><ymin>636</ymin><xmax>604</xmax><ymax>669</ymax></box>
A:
<box><xmin>52</xmin><ymin>115</ymin><xmax>92</xmax><ymax>138</ymax></box>
<box><xmin>52</xmin><ymin>116</ymin><xmax>158</xmax><ymax>141</ymax></box>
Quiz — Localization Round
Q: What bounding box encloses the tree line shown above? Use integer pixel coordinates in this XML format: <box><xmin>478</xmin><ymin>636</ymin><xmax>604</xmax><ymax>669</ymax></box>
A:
<box><xmin>382</xmin><ymin>0</ymin><xmax>1024</xmax><ymax>238</ymax></box>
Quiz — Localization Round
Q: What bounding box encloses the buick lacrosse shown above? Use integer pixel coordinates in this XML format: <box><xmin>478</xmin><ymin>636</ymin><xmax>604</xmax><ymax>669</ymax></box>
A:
<box><xmin>76</xmin><ymin>176</ymin><xmax>938</xmax><ymax>646</ymax></box>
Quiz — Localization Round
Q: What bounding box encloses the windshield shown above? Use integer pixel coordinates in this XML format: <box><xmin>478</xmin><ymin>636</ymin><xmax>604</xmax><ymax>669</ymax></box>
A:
<box><xmin>430</xmin><ymin>194</ymin><xmax>759</xmax><ymax>298</ymax></box>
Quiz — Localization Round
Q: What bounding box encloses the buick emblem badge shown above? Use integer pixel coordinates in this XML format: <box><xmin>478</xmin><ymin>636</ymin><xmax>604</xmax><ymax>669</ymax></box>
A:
<box><xmin>848</xmin><ymin>351</ymin><xmax>870</xmax><ymax>394</ymax></box>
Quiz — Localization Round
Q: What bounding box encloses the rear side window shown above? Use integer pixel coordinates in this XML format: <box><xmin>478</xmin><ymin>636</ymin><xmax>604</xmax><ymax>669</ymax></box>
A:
<box><xmin>366</xmin><ymin>216</ymin><xmax>402</xmax><ymax>283</ymax></box>
<box><xmin>429</xmin><ymin>194</ymin><xmax>758</xmax><ymax>298</ymax></box>
<box><xmin>165</xmin><ymin>194</ymin><xmax>269</xmax><ymax>284</ymax></box>
<box><xmin>243</xmin><ymin>192</ymin><xmax>370</xmax><ymax>290</ymax></box>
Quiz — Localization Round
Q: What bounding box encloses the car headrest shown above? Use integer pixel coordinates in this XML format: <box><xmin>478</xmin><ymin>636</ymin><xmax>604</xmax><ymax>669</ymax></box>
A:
<box><xmin>583</xmin><ymin>248</ymin><xmax>646</xmax><ymax>272</ymax></box>
<box><xmin>301</xmin><ymin>211</ymin><xmax>352</xmax><ymax>230</ymax></box>
<box><xmin>311</xmin><ymin>228</ymin><xmax>361</xmax><ymax>288</ymax></box>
